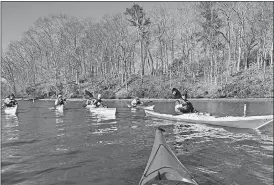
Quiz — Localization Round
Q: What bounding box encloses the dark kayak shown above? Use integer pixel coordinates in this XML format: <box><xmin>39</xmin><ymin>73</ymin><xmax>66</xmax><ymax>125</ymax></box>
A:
<box><xmin>139</xmin><ymin>127</ymin><xmax>198</xmax><ymax>185</ymax></box>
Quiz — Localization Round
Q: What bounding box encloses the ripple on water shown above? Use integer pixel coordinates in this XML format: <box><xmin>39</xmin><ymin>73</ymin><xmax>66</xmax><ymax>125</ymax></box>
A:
<box><xmin>172</xmin><ymin>120</ymin><xmax>273</xmax><ymax>185</ymax></box>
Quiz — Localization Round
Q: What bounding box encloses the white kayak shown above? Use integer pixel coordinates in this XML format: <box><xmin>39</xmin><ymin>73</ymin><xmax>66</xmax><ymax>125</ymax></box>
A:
<box><xmin>87</xmin><ymin>106</ymin><xmax>116</xmax><ymax>116</ymax></box>
<box><xmin>86</xmin><ymin>104</ymin><xmax>97</xmax><ymax>108</ymax></box>
<box><xmin>4</xmin><ymin>105</ymin><xmax>18</xmax><ymax>115</ymax></box>
<box><xmin>144</xmin><ymin>108</ymin><xmax>273</xmax><ymax>129</ymax></box>
<box><xmin>128</xmin><ymin>104</ymin><xmax>155</xmax><ymax>109</ymax></box>
<box><xmin>56</xmin><ymin>104</ymin><xmax>64</xmax><ymax>112</ymax></box>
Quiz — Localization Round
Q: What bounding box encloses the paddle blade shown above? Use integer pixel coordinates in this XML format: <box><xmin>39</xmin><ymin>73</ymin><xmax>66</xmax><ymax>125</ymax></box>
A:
<box><xmin>172</xmin><ymin>88</ymin><xmax>182</xmax><ymax>99</ymax></box>
<box><xmin>85</xmin><ymin>90</ymin><xmax>94</xmax><ymax>98</ymax></box>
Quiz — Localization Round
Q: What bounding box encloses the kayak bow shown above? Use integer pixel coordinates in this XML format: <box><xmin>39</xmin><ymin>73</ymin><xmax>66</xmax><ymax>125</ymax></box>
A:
<box><xmin>128</xmin><ymin>104</ymin><xmax>155</xmax><ymax>110</ymax></box>
<box><xmin>139</xmin><ymin>127</ymin><xmax>198</xmax><ymax>185</ymax></box>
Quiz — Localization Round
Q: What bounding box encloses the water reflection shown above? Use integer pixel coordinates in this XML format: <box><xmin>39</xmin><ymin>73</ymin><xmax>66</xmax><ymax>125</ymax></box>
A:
<box><xmin>2</xmin><ymin>114</ymin><xmax>20</xmax><ymax>142</ymax></box>
<box><xmin>55</xmin><ymin>109</ymin><xmax>64</xmax><ymax>117</ymax></box>
<box><xmin>1</xmin><ymin>114</ymin><xmax>21</xmax><ymax>174</ymax></box>
<box><xmin>92</xmin><ymin>125</ymin><xmax>118</xmax><ymax>135</ymax></box>
<box><xmin>130</xmin><ymin>107</ymin><xmax>138</xmax><ymax>113</ymax></box>
<box><xmin>55</xmin><ymin>111</ymin><xmax>70</xmax><ymax>153</ymax></box>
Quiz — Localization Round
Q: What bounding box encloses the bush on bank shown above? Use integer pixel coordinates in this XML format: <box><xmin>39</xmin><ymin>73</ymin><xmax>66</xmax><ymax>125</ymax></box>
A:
<box><xmin>4</xmin><ymin>66</ymin><xmax>272</xmax><ymax>100</ymax></box>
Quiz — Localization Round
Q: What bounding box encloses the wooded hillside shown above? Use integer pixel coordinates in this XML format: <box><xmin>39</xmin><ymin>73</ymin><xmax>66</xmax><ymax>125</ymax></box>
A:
<box><xmin>1</xmin><ymin>2</ymin><xmax>273</xmax><ymax>99</ymax></box>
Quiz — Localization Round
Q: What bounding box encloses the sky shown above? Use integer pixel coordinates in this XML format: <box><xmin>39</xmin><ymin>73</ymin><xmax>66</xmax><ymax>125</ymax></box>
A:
<box><xmin>1</xmin><ymin>1</ymin><xmax>184</xmax><ymax>52</ymax></box>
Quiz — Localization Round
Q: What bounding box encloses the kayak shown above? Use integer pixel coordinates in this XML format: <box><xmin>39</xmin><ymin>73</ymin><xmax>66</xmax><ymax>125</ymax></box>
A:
<box><xmin>144</xmin><ymin>109</ymin><xmax>273</xmax><ymax>129</ymax></box>
<box><xmin>139</xmin><ymin>127</ymin><xmax>198</xmax><ymax>185</ymax></box>
<box><xmin>128</xmin><ymin>104</ymin><xmax>155</xmax><ymax>109</ymax></box>
<box><xmin>56</xmin><ymin>104</ymin><xmax>64</xmax><ymax>112</ymax></box>
<box><xmin>86</xmin><ymin>104</ymin><xmax>108</xmax><ymax>108</ymax></box>
<box><xmin>4</xmin><ymin>105</ymin><xmax>18</xmax><ymax>115</ymax></box>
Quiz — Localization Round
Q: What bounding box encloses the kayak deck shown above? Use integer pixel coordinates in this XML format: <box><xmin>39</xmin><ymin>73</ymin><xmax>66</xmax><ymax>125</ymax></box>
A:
<box><xmin>139</xmin><ymin>128</ymin><xmax>198</xmax><ymax>185</ymax></box>
<box><xmin>144</xmin><ymin>109</ymin><xmax>273</xmax><ymax>129</ymax></box>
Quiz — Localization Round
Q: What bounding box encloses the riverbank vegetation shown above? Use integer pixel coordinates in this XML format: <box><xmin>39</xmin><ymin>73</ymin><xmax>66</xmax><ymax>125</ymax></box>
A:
<box><xmin>1</xmin><ymin>2</ymin><xmax>273</xmax><ymax>99</ymax></box>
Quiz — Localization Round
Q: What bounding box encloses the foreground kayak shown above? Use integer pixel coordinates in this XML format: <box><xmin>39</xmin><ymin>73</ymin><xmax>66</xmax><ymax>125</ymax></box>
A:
<box><xmin>4</xmin><ymin>105</ymin><xmax>18</xmax><ymax>115</ymax></box>
<box><xmin>139</xmin><ymin>127</ymin><xmax>198</xmax><ymax>185</ymax></box>
<box><xmin>144</xmin><ymin>109</ymin><xmax>273</xmax><ymax>129</ymax></box>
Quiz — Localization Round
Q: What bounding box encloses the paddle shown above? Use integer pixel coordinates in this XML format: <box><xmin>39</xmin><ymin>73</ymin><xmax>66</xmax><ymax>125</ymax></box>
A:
<box><xmin>83</xmin><ymin>90</ymin><xmax>94</xmax><ymax>107</ymax></box>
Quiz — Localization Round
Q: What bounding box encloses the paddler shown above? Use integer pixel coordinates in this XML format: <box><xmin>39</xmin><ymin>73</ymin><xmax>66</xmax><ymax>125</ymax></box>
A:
<box><xmin>55</xmin><ymin>94</ymin><xmax>66</xmax><ymax>106</ymax></box>
<box><xmin>131</xmin><ymin>97</ymin><xmax>143</xmax><ymax>107</ymax></box>
<box><xmin>92</xmin><ymin>94</ymin><xmax>107</xmax><ymax>108</ymax></box>
<box><xmin>172</xmin><ymin>88</ymin><xmax>196</xmax><ymax>114</ymax></box>
<box><xmin>1</xmin><ymin>93</ymin><xmax>18</xmax><ymax>108</ymax></box>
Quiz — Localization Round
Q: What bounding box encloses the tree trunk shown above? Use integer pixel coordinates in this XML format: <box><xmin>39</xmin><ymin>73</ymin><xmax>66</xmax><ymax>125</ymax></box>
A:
<box><xmin>263</xmin><ymin>55</ymin><xmax>266</xmax><ymax>82</ymax></box>
<box><xmin>141</xmin><ymin>36</ymin><xmax>144</xmax><ymax>81</ymax></box>
<box><xmin>124</xmin><ymin>60</ymin><xmax>128</xmax><ymax>92</ymax></box>
<box><xmin>160</xmin><ymin>40</ymin><xmax>164</xmax><ymax>75</ymax></box>
<box><xmin>148</xmin><ymin>49</ymin><xmax>154</xmax><ymax>75</ymax></box>
<box><xmin>257</xmin><ymin>50</ymin><xmax>260</xmax><ymax>69</ymax></box>
<box><xmin>214</xmin><ymin>54</ymin><xmax>218</xmax><ymax>85</ymax></box>
<box><xmin>237</xmin><ymin>28</ymin><xmax>242</xmax><ymax>72</ymax></box>
<box><xmin>228</xmin><ymin>19</ymin><xmax>232</xmax><ymax>76</ymax></box>
<box><xmin>210</xmin><ymin>51</ymin><xmax>213</xmax><ymax>84</ymax></box>
<box><xmin>237</xmin><ymin>40</ymin><xmax>241</xmax><ymax>72</ymax></box>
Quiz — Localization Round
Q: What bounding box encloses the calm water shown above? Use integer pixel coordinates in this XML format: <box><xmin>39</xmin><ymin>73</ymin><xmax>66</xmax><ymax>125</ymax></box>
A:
<box><xmin>1</xmin><ymin>100</ymin><xmax>273</xmax><ymax>185</ymax></box>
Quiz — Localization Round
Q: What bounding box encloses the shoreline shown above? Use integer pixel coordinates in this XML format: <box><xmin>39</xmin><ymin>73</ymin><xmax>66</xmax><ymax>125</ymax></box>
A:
<box><xmin>13</xmin><ymin>97</ymin><xmax>273</xmax><ymax>102</ymax></box>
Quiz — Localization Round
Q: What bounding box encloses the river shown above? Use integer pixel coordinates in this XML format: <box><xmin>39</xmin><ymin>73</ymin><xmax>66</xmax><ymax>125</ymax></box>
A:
<box><xmin>1</xmin><ymin>100</ymin><xmax>273</xmax><ymax>185</ymax></box>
